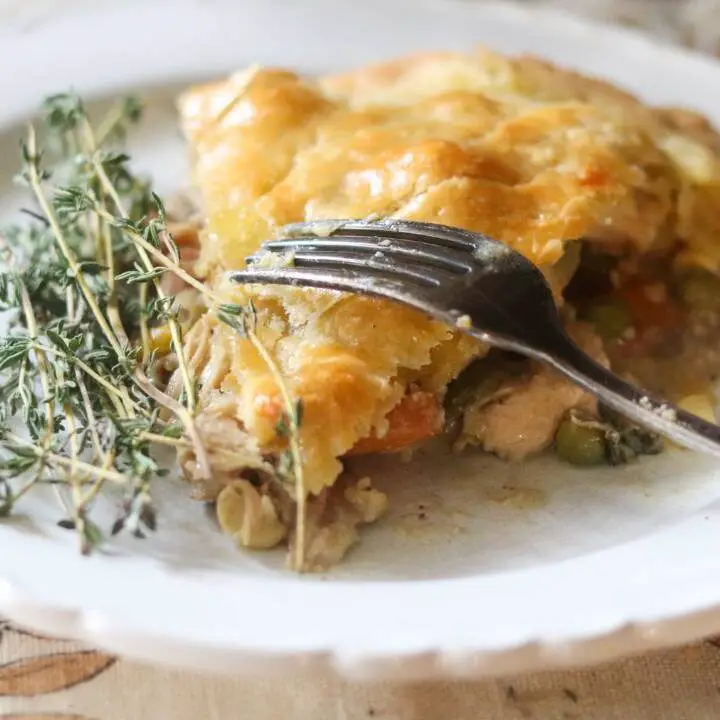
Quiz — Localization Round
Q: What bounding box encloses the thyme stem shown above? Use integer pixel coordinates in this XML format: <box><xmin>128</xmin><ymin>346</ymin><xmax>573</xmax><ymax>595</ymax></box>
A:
<box><xmin>6</xmin><ymin>434</ymin><xmax>128</xmax><ymax>484</ymax></box>
<box><xmin>87</xmin><ymin>131</ymin><xmax>197</xmax><ymax>413</ymax></box>
<box><xmin>74</xmin><ymin>365</ymin><xmax>103</xmax><ymax>461</ymax></box>
<box><xmin>26</xmin><ymin>125</ymin><xmax>125</xmax><ymax>359</ymax></box>
<box><xmin>18</xmin><ymin>281</ymin><xmax>54</xmax><ymax>443</ymax></box>
<box><xmin>245</xmin><ymin>330</ymin><xmax>306</xmax><ymax>570</ymax></box>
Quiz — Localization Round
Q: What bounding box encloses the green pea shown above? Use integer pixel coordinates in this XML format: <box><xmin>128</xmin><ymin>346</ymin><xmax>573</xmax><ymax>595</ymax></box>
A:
<box><xmin>555</xmin><ymin>418</ymin><xmax>607</xmax><ymax>466</ymax></box>
<box><xmin>676</xmin><ymin>269</ymin><xmax>720</xmax><ymax>311</ymax></box>
<box><xmin>584</xmin><ymin>299</ymin><xmax>632</xmax><ymax>341</ymax></box>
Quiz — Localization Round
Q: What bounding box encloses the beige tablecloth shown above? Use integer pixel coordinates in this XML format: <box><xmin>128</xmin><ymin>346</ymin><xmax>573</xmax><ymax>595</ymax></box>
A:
<box><xmin>3</xmin><ymin>624</ymin><xmax>720</xmax><ymax>719</ymax></box>
<box><xmin>2</xmin><ymin>1</ymin><xmax>720</xmax><ymax>718</ymax></box>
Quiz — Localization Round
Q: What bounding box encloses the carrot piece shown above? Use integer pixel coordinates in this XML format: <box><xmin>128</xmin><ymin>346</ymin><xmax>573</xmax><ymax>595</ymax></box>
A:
<box><xmin>618</xmin><ymin>283</ymin><xmax>684</xmax><ymax>334</ymax></box>
<box><xmin>348</xmin><ymin>391</ymin><xmax>444</xmax><ymax>456</ymax></box>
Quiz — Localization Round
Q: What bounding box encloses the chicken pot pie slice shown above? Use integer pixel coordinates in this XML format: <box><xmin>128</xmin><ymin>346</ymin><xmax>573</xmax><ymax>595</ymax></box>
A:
<box><xmin>173</xmin><ymin>48</ymin><xmax>720</xmax><ymax>570</ymax></box>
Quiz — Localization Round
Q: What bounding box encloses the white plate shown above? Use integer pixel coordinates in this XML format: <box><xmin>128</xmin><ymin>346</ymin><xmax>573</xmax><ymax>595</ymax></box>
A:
<box><xmin>2</xmin><ymin>0</ymin><xmax>720</xmax><ymax>681</ymax></box>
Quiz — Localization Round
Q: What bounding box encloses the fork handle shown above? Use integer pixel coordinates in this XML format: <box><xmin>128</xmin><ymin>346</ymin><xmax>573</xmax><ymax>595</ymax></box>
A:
<box><xmin>535</xmin><ymin>334</ymin><xmax>720</xmax><ymax>458</ymax></box>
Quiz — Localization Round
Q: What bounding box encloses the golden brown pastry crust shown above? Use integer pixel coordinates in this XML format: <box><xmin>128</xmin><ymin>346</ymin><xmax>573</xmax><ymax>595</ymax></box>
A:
<box><xmin>321</xmin><ymin>48</ymin><xmax>720</xmax><ymax>266</ymax></box>
<box><xmin>177</xmin><ymin>48</ymin><xmax>720</xmax><ymax>501</ymax></box>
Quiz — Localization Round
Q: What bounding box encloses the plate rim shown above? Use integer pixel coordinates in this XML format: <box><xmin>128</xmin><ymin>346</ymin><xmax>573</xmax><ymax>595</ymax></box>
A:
<box><xmin>3</xmin><ymin>0</ymin><xmax>720</xmax><ymax>680</ymax></box>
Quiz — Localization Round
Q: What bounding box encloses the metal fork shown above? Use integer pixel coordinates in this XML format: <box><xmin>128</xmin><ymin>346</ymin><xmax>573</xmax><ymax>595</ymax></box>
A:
<box><xmin>230</xmin><ymin>219</ymin><xmax>720</xmax><ymax>457</ymax></box>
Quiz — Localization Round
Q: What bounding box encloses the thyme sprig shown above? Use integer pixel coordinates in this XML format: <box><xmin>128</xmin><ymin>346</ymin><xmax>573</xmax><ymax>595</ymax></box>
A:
<box><xmin>0</xmin><ymin>96</ymin><xmax>182</xmax><ymax>552</ymax></box>
<box><xmin>0</xmin><ymin>93</ymin><xmax>307</xmax><ymax>567</ymax></box>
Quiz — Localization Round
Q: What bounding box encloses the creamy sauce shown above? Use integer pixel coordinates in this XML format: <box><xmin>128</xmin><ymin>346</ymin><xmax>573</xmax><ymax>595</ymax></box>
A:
<box><xmin>484</xmin><ymin>486</ymin><xmax>548</xmax><ymax>509</ymax></box>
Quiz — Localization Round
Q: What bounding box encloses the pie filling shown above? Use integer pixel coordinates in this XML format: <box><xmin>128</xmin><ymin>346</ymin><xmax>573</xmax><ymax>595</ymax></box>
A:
<box><xmin>157</xmin><ymin>49</ymin><xmax>720</xmax><ymax>569</ymax></box>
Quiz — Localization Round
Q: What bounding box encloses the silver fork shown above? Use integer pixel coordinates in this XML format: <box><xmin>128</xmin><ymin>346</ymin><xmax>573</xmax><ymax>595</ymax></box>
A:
<box><xmin>230</xmin><ymin>218</ymin><xmax>720</xmax><ymax>457</ymax></box>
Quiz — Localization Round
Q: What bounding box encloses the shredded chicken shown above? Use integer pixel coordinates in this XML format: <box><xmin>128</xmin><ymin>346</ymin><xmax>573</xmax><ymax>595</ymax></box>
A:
<box><xmin>460</xmin><ymin>324</ymin><xmax>609</xmax><ymax>460</ymax></box>
<box><xmin>289</xmin><ymin>476</ymin><xmax>388</xmax><ymax>571</ymax></box>
<box><xmin>179</xmin><ymin>393</ymin><xmax>273</xmax><ymax>500</ymax></box>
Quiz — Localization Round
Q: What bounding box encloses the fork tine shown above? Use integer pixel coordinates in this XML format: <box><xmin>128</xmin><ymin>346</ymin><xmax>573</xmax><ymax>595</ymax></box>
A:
<box><xmin>246</xmin><ymin>252</ymin><xmax>441</xmax><ymax>287</ymax></box>
<box><xmin>281</xmin><ymin>219</ymin><xmax>483</xmax><ymax>251</ymax></box>
<box><xmin>258</xmin><ymin>237</ymin><xmax>472</xmax><ymax>274</ymax></box>
<box><xmin>255</xmin><ymin>249</ymin><xmax>449</xmax><ymax>286</ymax></box>
<box><xmin>228</xmin><ymin>267</ymin><xmax>444</xmax><ymax>311</ymax></box>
